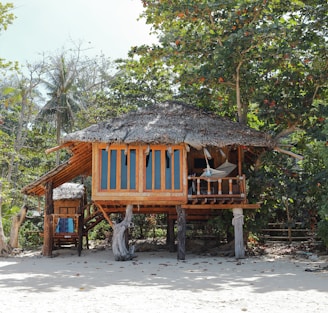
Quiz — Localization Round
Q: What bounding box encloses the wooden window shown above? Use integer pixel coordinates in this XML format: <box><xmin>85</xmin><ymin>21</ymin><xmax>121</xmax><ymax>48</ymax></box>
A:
<box><xmin>145</xmin><ymin>146</ymin><xmax>182</xmax><ymax>191</ymax></box>
<box><xmin>100</xmin><ymin>146</ymin><xmax>137</xmax><ymax>191</ymax></box>
<box><xmin>101</xmin><ymin>149</ymin><xmax>108</xmax><ymax>189</ymax></box>
<box><xmin>174</xmin><ymin>149</ymin><xmax>181</xmax><ymax>189</ymax></box>
<box><xmin>109</xmin><ymin>150</ymin><xmax>117</xmax><ymax>189</ymax></box>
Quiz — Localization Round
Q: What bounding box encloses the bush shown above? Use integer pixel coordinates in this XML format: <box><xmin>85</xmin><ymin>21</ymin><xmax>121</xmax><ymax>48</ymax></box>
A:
<box><xmin>88</xmin><ymin>220</ymin><xmax>112</xmax><ymax>241</ymax></box>
<box><xmin>19</xmin><ymin>219</ymin><xmax>43</xmax><ymax>248</ymax></box>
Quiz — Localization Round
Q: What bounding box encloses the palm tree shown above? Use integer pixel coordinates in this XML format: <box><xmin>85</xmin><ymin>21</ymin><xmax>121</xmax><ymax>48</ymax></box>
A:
<box><xmin>37</xmin><ymin>54</ymin><xmax>84</xmax><ymax>164</ymax></box>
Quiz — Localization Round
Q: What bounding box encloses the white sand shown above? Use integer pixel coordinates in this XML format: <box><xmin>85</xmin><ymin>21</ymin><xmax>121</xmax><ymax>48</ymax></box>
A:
<box><xmin>0</xmin><ymin>247</ymin><xmax>327</xmax><ymax>313</ymax></box>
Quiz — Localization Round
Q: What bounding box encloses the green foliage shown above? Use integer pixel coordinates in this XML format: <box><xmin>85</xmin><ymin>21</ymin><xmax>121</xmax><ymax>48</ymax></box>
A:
<box><xmin>1</xmin><ymin>0</ymin><xmax>327</xmax><ymax>248</ymax></box>
<box><xmin>0</xmin><ymin>2</ymin><xmax>14</xmax><ymax>32</ymax></box>
<box><xmin>131</xmin><ymin>214</ymin><xmax>166</xmax><ymax>239</ymax></box>
<box><xmin>317</xmin><ymin>220</ymin><xmax>328</xmax><ymax>248</ymax></box>
<box><xmin>315</xmin><ymin>122</ymin><xmax>328</xmax><ymax>246</ymax></box>
<box><xmin>134</xmin><ymin>0</ymin><xmax>327</xmax><ymax>125</ymax></box>
<box><xmin>19</xmin><ymin>218</ymin><xmax>43</xmax><ymax>248</ymax></box>
<box><xmin>88</xmin><ymin>220</ymin><xmax>112</xmax><ymax>241</ymax></box>
<box><xmin>0</xmin><ymin>2</ymin><xmax>17</xmax><ymax>70</ymax></box>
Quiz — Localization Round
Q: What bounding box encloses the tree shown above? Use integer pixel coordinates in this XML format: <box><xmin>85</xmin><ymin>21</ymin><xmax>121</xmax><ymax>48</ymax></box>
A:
<box><xmin>0</xmin><ymin>1</ymin><xmax>16</xmax><ymax>254</ymax></box>
<box><xmin>9</xmin><ymin>204</ymin><xmax>28</xmax><ymax>248</ymax></box>
<box><xmin>37</xmin><ymin>52</ymin><xmax>84</xmax><ymax>164</ymax></box>
<box><xmin>315</xmin><ymin>121</ymin><xmax>328</xmax><ymax>247</ymax></box>
<box><xmin>133</xmin><ymin>0</ymin><xmax>327</xmax><ymax>129</ymax></box>
<box><xmin>0</xmin><ymin>181</ymin><xmax>9</xmax><ymax>254</ymax></box>
<box><xmin>131</xmin><ymin>0</ymin><xmax>328</xmax><ymax>242</ymax></box>
<box><xmin>37</xmin><ymin>50</ymin><xmax>121</xmax><ymax>162</ymax></box>
<box><xmin>0</xmin><ymin>2</ymin><xmax>17</xmax><ymax>70</ymax></box>
<box><xmin>112</xmin><ymin>205</ymin><xmax>135</xmax><ymax>261</ymax></box>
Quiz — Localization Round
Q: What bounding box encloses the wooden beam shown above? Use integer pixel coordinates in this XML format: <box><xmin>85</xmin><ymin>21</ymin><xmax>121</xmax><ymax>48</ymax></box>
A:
<box><xmin>96</xmin><ymin>204</ymin><xmax>114</xmax><ymax>228</ymax></box>
<box><xmin>45</xmin><ymin>142</ymin><xmax>71</xmax><ymax>154</ymax></box>
<box><xmin>181</xmin><ymin>203</ymin><xmax>260</xmax><ymax>209</ymax></box>
<box><xmin>238</xmin><ymin>145</ymin><xmax>242</xmax><ymax>176</ymax></box>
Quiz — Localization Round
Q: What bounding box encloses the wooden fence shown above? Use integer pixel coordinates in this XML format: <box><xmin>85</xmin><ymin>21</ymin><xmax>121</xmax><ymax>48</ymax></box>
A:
<box><xmin>261</xmin><ymin>222</ymin><xmax>317</xmax><ymax>241</ymax></box>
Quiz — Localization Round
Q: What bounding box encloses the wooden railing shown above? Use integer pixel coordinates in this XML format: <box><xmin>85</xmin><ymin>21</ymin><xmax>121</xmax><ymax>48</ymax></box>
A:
<box><xmin>187</xmin><ymin>175</ymin><xmax>247</xmax><ymax>204</ymax></box>
<box><xmin>52</xmin><ymin>214</ymin><xmax>80</xmax><ymax>236</ymax></box>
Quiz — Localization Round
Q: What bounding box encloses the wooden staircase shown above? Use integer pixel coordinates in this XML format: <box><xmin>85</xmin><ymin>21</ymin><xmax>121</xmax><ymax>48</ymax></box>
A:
<box><xmin>83</xmin><ymin>202</ymin><xmax>106</xmax><ymax>229</ymax></box>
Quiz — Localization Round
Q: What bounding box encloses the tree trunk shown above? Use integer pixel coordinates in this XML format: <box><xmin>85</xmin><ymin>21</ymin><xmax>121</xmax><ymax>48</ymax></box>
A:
<box><xmin>9</xmin><ymin>205</ymin><xmax>28</xmax><ymax>248</ymax></box>
<box><xmin>42</xmin><ymin>182</ymin><xmax>54</xmax><ymax>257</ymax></box>
<box><xmin>56</xmin><ymin>110</ymin><xmax>61</xmax><ymax>165</ymax></box>
<box><xmin>176</xmin><ymin>206</ymin><xmax>186</xmax><ymax>260</ymax></box>
<box><xmin>7</xmin><ymin>91</ymin><xmax>29</xmax><ymax>183</ymax></box>
<box><xmin>167</xmin><ymin>214</ymin><xmax>175</xmax><ymax>252</ymax></box>
<box><xmin>112</xmin><ymin>204</ymin><xmax>135</xmax><ymax>261</ymax></box>
<box><xmin>235</xmin><ymin>61</ymin><xmax>247</xmax><ymax>125</ymax></box>
<box><xmin>0</xmin><ymin>181</ymin><xmax>10</xmax><ymax>255</ymax></box>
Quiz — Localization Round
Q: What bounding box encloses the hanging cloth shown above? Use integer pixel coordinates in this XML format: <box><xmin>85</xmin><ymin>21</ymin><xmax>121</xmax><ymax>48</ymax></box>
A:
<box><xmin>201</xmin><ymin>148</ymin><xmax>236</xmax><ymax>178</ymax></box>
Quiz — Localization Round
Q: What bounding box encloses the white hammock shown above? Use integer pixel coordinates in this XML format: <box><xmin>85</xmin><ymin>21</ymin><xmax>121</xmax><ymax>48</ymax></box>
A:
<box><xmin>201</xmin><ymin>148</ymin><xmax>237</xmax><ymax>179</ymax></box>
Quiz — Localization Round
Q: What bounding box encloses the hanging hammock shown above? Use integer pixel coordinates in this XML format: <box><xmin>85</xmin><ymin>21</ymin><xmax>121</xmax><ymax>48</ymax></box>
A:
<box><xmin>201</xmin><ymin>148</ymin><xmax>237</xmax><ymax>179</ymax></box>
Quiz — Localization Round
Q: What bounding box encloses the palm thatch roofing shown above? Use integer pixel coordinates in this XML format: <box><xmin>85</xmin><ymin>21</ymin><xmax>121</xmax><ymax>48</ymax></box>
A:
<box><xmin>63</xmin><ymin>101</ymin><xmax>274</xmax><ymax>149</ymax></box>
<box><xmin>22</xmin><ymin>102</ymin><xmax>274</xmax><ymax>197</ymax></box>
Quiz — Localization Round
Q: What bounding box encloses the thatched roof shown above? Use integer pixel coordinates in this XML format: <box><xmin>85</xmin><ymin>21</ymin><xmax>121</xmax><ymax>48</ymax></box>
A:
<box><xmin>22</xmin><ymin>102</ymin><xmax>274</xmax><ymax>197</ymax></box>
<box><xmin>53</xmin><ymin>183</ymin><xmax>85</xmax><ymax>200</ymax></box>
<box><xmin>63</xmin><ymin>102</ymin><xmax>273</xmax><ymax>149</ymax></box>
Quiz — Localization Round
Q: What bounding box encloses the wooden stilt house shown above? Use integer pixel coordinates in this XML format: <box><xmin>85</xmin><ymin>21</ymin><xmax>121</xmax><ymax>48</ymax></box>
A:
<box><xmin>22</xmin><ymin>102</ymin><xmax>274</xmax><ymax>259</ymax></box>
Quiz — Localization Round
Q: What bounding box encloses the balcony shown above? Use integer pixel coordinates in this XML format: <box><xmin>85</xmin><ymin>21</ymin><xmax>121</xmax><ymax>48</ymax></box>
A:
<box><xmin>187</xmin><ymin>175</ymin><xmax>247</xmax><ymax>205</ymax></box>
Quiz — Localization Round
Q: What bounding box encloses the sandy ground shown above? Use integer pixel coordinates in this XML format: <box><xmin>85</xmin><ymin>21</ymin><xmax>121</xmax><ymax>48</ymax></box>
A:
<box><xmin>0</xmin><ymin>246</ymin><xmax>327</xmax><ymax>313</ymax></box>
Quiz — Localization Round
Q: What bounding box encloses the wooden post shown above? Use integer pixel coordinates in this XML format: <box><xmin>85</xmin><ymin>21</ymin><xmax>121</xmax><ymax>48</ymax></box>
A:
<box><xmin>176</xmin><ymin>205</ymin><xmax>186</xmax><ymax>260</ymax></box>
<box><xmin>232</xmin><ymin>208</ymin><xmax>245</xmax><ymax>259</ymax></box>
<box><xmin>237</xmin><ymin>145</ymin><xmax>243</xmax><ymax>177</ymax></box>
<box><xmin>167</xmin><ymin>214</ymin><xmax>175</xmax><ymax>252</ymax></box>
<box><xmin>42</xmin><ymin>182</ymin><xmax>54</xmax><ymax>257</ymax></box>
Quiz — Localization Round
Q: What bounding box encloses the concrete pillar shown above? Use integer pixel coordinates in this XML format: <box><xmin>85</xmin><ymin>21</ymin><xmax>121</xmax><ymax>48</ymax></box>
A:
<box><xmin>232</xmin><ymin>208</ymin><xmax>245</xmax><ymax>259</ymax></box>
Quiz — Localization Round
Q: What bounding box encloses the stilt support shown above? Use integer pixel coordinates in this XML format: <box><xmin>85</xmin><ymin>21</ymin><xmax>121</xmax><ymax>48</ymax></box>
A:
<box><xmin>232</xmin><ymin>208</ymin><xmax>245</xmax><ymax>259</ymax></box>
<box><xmin>167</xmin><ymin>214</ymin><xmax>175</xmax><ymax>252</ymax></box>
<box><xmin>176</xmin><ymin>205</ymin><xmax>186</xmax><ymax>260</ymax></box>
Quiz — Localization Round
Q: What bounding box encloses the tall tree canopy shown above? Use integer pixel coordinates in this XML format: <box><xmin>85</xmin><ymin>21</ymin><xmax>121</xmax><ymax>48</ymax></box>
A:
<box><xmin>0</xmin><ymin>2</ymin><xmax>16</xmax><ymax>70</ymax></box>
<box><xmin>131</xmin><ymin>0</ymin><xmax>327</xmax><ymax>131</ymax></box>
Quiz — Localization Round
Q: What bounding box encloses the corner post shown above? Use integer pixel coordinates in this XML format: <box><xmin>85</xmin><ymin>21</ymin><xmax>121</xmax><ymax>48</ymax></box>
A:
<box><xmin>232</xmin><ymin>208</ymin><xmax>245</xmax><ymax>259</ymax></box>
<box><xmin>176</xmin><ymin>205</ymin><xmax>186</xmax><ymax>260</ymax></box>
<box><xmin>42</xmin><ymin>181</ymin><xmax>54</xmax><ymax>257</ymax></box>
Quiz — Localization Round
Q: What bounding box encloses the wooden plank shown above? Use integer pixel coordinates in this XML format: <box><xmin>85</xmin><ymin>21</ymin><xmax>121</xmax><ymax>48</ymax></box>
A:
<box><xmin>181</xmin><ymin>203</ymin><xmax>260</xmax><ymax>209</ymax></box>
<box><xmin>261</xmin><ymin>229</ymin><xmax>310</xmax><ymax>232</ymax></box>
<box><xmin>96</xmin><ymin>204</ymin><xmax>114</xmax><ymax>228</ymax></box>
<box><xmin>262</xmin><ymin>236</ymin><xmax>314</xmax><ymax>240</ymax></box>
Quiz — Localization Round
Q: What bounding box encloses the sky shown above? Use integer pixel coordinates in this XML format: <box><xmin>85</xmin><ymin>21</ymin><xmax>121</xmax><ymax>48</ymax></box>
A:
<box><xmin>0</xmin><ymin>0</ymin><xmax>156</xmax><ymax>65</ymax></box>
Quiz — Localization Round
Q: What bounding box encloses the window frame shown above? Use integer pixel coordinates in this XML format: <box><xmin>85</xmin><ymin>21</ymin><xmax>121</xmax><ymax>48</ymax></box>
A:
<box><xmin>99</xmin><ymin>144</ymin><xmax>139</xmax><ymax>192</ymax></box>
